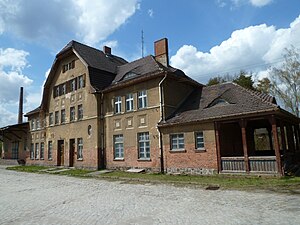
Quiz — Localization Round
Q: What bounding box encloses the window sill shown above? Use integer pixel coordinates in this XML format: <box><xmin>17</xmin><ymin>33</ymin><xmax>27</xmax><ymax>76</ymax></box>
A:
<box><xmin>195</xmin><ymin>148</ymin><xmax>206</xmax><ymax>153</ymax></box>
<box><xmin>113</xmin><ymin>158</ymin><xmax>124</xmax><ymax>161</ymax></box>
<box><xmin>77</xmin><ymin>158</ymin><xmax>83</xmax><ymax>161</ymax></box>
<box><xmin>137</xmin><ymin>158</ymin><xmax>151</xmax><ymax>162</ymax></box>
<box><xmin>48</xmin><ymin>159</ymin><xmax>52</xmax><ymax>161</ymax></box>
<box><xmin>169</xmin><ymin>149</ymin><xmax>186</xmax><ymax>153</ymax></box>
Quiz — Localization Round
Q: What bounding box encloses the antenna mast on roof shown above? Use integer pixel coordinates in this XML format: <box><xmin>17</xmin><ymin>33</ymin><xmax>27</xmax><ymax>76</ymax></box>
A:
<box><xmin>141</xmin><ymin>30</ymin><xmax>144</xmax><ymax>58</ymax></box>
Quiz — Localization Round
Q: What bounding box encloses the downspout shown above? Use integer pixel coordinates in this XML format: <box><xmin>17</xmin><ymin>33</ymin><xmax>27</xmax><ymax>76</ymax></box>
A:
<box><xmin>157</xmin><ymin>72</ymin><xmax>167</xmax><ymax>173</ymax></box>
<box><xmin>100</xmin><ymin>92</ymin><xmax>106</xmax><ymax>169</ymax></box>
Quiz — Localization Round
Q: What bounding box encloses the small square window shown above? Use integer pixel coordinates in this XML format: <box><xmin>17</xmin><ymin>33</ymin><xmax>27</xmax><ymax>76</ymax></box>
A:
<box><xmin>195</xmin><ymin>132</ymin><xmax>205</xmax><ymax>149</ymax></box>
<box><xmin>170</xmin><ymin>134</ymin><xmax>185</xmax><ymax>150</ymax></box>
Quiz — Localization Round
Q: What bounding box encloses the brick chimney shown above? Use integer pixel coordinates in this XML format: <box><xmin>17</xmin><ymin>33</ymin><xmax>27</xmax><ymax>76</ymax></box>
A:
<box><xmin>154</xmin><ymin>38</ymin><xmax>169</xmax><ymax>67</ymax></box>
<box><xmin>103</xmin><ymin>46</ymin><xmax>111</xmax><ymax>55</ymax></box>
<box><xmin>18</xmin><ymin>87</ymin><xmax>23</xmax><ymax>124</ymax></box>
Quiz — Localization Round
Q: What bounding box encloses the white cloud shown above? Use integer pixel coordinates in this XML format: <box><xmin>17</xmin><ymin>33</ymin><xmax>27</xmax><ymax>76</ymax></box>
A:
<box><xmin>148</xmin><ymin>9</ymin><xmax>154</xmax><ymax>17</ymax></box>
<box><xmin>170</xmin><ymin>15</ymin><xmax>300</xmax><ymax>83</ymax></box>
<box><xmin>0</xmin><ymin>0</ymin><xmax>139</xmax><ymax>47</ymax></box>
<box><xmin>250</xmin><ymin>0</ymin><xmax>272</xmax><ymax>7</ymax></box>
<box><xmin>0</xmin><ymin>47</ymin><xmax>33</xmax><ymax>126</ymax></box>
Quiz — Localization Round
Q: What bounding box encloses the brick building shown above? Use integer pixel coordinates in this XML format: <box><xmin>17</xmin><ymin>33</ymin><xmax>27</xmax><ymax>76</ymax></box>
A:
<box><xmin>1</xmin><ymin>38</ymin><xmax>299</xmax><ymax>175</ymax></box>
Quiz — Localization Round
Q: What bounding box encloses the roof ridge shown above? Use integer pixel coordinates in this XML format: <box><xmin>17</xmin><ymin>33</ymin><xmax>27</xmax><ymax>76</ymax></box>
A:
<box><xmin>231</xmin><ymin>82</ymin><xmax>277</xmax><ymax>107</ymax></box>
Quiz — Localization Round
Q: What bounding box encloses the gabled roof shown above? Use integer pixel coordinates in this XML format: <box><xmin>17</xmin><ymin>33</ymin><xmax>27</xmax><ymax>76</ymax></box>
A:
<box><xmin>57</xmin><ymin>40</ymin><xmax>127</xmax><ymax>74</ymax></box>
<box><xmin>103</xmin><ymin>55</ymin><xmax>201</xmax><ymax>92</ymax></box>
<box><xmin>25</xmin><ymin>106</ymin><xmax>41</xmax><ymax>117</ymax></box>
<box><xmin>160</xmin><ymin>82</ymin><xmax>281</xmax><ymax>126</ymax></box>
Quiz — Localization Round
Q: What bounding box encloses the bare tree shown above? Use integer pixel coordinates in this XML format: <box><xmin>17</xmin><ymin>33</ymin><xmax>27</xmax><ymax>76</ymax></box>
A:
<box><xmin>269</xmin><ymin>46</ymin><xmax>300</xmax><ymax>117</ymax></box>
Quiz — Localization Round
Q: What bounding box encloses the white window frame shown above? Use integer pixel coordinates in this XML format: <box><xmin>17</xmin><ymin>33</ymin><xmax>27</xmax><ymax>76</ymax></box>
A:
<box><xmin>126</xmin><ymin>93</ymin><xmax>134</xmax><ymax>112</ymax></box>
<box><xmin>49</xmin><ymin>113</ymin><xmax>54</xmax><ymax>126</ymax></box>
<box><xmin>138</xmin><ymin>90</ymin><xmax>147</xmax><ymax>109</ymax></box>
<box><xmin>30</xmin><ymin>143</ymin><xmax>34</xmax><ymax>159</ymax></box>
<box><xmin>77</xmin><ymin>138</ymin><xmax>83</xmax><ymax>160</ymax></box>
<box><xmin>40</xmin><ymin>142</ymin><xmax>44</xmax><ymax>159</ymax></box>
<box><xmin>78</xmin><ymin>104</ymin><xmax>83</xmax><ymax>120</ymax></box>
<box><xmin>36</xmin><ymin>119</ymin><xmax>40</xmax><ymax>130</ymax></box>
<box><xmin>31</xmin><ymin>119</ymin><xmax>35</xmax><ymax>131</ymax></box>
<box><xmin>35</xmin><ymin>143</ymin><xmax>39</xmax><ymax>159</ymax></box>
<box><xmin>114</xmin><ymin>96</ymin><xmax>122</xmax><ymax>114</ymax></box>
<box><xmin>48</xmin><ymin>141</ymin><xmax>52</xmax><ymax>160</ymax></box>
<box><xmin>61</xmin><ymin>109</ymin><xmax>66</xmax><ymax>124</ymax></box>
<box><xmin>70</xmin><ymin>106</ymin><xmax>75</xmax><ymax>122</ymax></box>
<box><xmin>138</xmin><ymin>132</ymin><xmax>150</xmax><ymax>159</ymax></box>
<box><xmin>55</xmin><ymin>111</ymin><xmax>59</xmax><ymax>125</ymax></box>
<box><xmin>78</xmin><ymin>75</ymin><xmax>85</xmax><ymax>89</ymax></box>
<box><xmin>195</xmin><ymin>131</ymin><xmax>205</xmax><ymax>150</ymax></box>
<box><xmin>170</xmin><ymin>134</ymin><xmax>185</xmax><ymax>150</ymax></box>
<box><xmin>114</xmin><ymin>135</ymin><xmax>124</xmax><ymax>159</ymax></box>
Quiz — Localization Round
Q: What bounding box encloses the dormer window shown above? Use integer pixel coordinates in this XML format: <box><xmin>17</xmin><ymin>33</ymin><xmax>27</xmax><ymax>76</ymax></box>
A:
<box><xmin>62</xmin><ymin>60</ymin><xmax>75</xmax><ymax>73</ymax></box>
<box><xmin>124</xmin><ymin>72</ymin><xmax>137</xmax><ymax>80</ymax></box>
<box><xmin>208</xmin><ymin>98</ymin><xmax>229</xmax><ymax>108</ymax></box>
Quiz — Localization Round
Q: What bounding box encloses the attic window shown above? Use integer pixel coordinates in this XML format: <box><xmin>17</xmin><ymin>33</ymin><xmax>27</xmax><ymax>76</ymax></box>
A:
<box><xmin>62</xmin><ymin>60</ymin><xmax>75</xmax><ymax>73</ymax></box>
<box><xmin>123</xmin><ymin>72</ymin><xmax>137</xmax><ymax>80</ymax></box>
<box><xmin>208</xmin><ymin>98</ymin><xmax>229</xmax><ymax>107</ymax></box>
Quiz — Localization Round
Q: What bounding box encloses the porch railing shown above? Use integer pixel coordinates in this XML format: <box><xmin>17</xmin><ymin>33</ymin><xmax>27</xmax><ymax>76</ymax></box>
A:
<box><xmin>221</xmin><ymin>157</ymin><xmax>245</xmax><ymax>172</ymax></box>
<box><xmin>249</xmin><ymin>156</ymin><xmax>277</xmax><ymax>173</ymax></box>
<box><xmin>221</xmin><ymin>156</ymin><xmax>277</xmax><ymax>173</ymax></box>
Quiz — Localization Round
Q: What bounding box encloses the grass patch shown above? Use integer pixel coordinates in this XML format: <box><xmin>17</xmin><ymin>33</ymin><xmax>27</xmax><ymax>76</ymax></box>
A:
<box><xmin>7</xmin><ymin>166</ymin><xmax>300</xmax><ymax>192</ymax></box>
<box><xmin>7</xmin><ymin>165</ymin><xmax>50</xmax><ymax>173</ymax></box>
<box><xmin>99</xmin><ymin>171</ymin><xmax>300</xmax><ymax>191</ymax></box>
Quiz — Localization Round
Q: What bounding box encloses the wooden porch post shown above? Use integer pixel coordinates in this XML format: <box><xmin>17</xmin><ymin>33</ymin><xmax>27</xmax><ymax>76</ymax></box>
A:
<box><xmin>286</xmin><ymin>124</ymin><xmax>295</xmax><ymax>153</ymax></box>
<box><xmin>280</xmin><ymin>122</ymin><xmax>287</xmax><ymax>154</ymax></box>
<box><xmin>214</xmin><ymin>122</ymin><xmax>222</xmax><ymax>173</ymax></box>
<box><xmin>240</xmin><ymin>119</ymin><xmax>250</xmax><ymax>173</ymax></box>
<box><xmin>270</xmin><ymin>116</ymin><xmax>283</xmax><ymax>176</ymax></box>
<box><xmin>294</xmin><ymin>125</ymin><xmax>300</xmax><ymax>151</ymax></box>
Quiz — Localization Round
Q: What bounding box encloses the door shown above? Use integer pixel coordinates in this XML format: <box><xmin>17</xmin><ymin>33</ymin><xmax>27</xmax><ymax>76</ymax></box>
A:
<box><xmin>12</xmin><ymin>141</ymin><xmax>19</xmax><ymax>159</ymax></box>
<box><xmin>57</xmin><ymin>140</ymin><xmax>64</xmax><ymax>166</ymax></box>
<box><xmin>69</xmin><ymin>139</ymin><xmax>75</xmax><ymax>167</ymax></box>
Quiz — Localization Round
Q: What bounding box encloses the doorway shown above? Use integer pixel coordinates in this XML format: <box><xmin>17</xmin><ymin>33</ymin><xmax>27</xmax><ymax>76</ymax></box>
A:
<box><xmin>69</xmin><ymin>139</ymin><xmax>75</xmax><ymax>167</ymax></box>
<box><xmin>57</xmin><ymin>140</ymin><xmax>64</xmax><ymax>166</ymax></box>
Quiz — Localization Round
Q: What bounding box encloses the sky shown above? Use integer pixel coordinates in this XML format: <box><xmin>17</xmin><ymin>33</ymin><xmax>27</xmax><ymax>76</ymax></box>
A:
<box><xmin>0</xmin><ymin>0</ymin><xmax>300</xmax><ymax>127</ymax></box>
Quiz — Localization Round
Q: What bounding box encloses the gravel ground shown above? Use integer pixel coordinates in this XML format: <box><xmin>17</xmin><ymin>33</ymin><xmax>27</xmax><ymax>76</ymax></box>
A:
<box><xmin>0</xmin><ymin>166</ymin><xmax>299</xmax><ymax>225</ymax></box>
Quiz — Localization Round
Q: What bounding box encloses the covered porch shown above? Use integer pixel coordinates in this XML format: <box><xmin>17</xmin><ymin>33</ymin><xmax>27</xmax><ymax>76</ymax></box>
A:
<box><xmin>215</xmin><ymin>114</ymin><xmax>300</xmax><ymax>176</ymax></box>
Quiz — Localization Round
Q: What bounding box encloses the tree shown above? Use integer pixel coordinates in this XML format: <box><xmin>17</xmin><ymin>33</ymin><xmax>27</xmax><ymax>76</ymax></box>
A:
<box><xmin>269</xmin><ymin>46</ymin><xmax>300</xmax><ymax>117</ymax></box>
<box><xmin>207</xmin><ymin>76</ymin><xmax>226</xmax><ymax>86</ymax></box>
<box><xmin>256</xmin><ymin>77</ymin><xmax>271</xmax><ymax>94</ymax></box>
<box><xmin>207</xmin><ymin>70</ymin><xmax>255</xmax><ymax>90</ymax></box>
<box><xmin>233</xmin><ymin>71</ymin><xmax>255</xmax><ymax>90</ymax></box>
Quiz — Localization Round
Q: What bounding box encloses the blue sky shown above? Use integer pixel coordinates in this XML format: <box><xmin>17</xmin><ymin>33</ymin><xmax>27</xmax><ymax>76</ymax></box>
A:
<box><xmin>0</xmin><ymin>0</ymin><xmax>300</xmax><ymax>126</ymax></box>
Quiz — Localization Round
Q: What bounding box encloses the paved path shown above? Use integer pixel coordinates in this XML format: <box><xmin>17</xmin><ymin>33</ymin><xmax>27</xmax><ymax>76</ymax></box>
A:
<box><xmin>0</xmin><ymin>167</ymin><xmax>299</xmax><ymax>225</ymax></box>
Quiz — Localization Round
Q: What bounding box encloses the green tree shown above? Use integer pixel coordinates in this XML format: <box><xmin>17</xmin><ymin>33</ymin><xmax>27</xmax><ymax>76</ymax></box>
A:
<box><xmin>269</xmin><ymin>46</ymin><xmax>300</xmax><ymax>117</ymax></box>
<box><xmin>256</xmin><ymin>77</ymin><xmax>271</xmax><ymax>94</ymax></box>
<box><xmin>233</xmin><ymin>70</ymin><xmax>255</xmax><ymax>90</ymax></box>
<box><xmin>207</xmin><ymin>76</ymin><xmax>226</xmax><ymax>86</ymax></box>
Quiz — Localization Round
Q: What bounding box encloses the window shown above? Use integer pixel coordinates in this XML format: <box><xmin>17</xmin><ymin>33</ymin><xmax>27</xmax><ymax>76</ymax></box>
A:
<box><xmin>126</xmin><ymin>93</ymin><xmax>134</xmax><ymax>112</ymax></box>
<box><xmin>78</xmin><ymin>104</ymin><xmax>83</xmax><ymax>120</ymax></box>
<box><xmin>31</xmin><ymin>119</ymin><xmax>35</xmax><ymax>130</ymax></box>
<box><xmin>55</xmin><ymin>111</ymin><xmax>59</xmax><ymax>125</ymax></box>
<box><xmin>77</xmin><ymin>138</ymin><xmax>83</xmax><ymax>159</ymax></box>
<box><xmin>30</xmin><ymin>144</ymin><xmax>34</xmax><ymax>159</ymax></box>
<box><xmin>138</xmin><ymin>132</ymin><xmax>150</xmax><ymax>159</ymax></box>
<box><xmin>70</xmin><ymin>79</ymin><xmax>77</xmax><ymax>92</ymax></box>
<box><xmin>62</xmin><ymin>60</ymin><xmax>75</xmax><ymax>73</ymax></box>
<box><xmin>55</xmin><ymin>86</ymin><xmax>60</xmax><ymax>97</ymax></box>
<box><xmin>114</xmin><ymin>96</ymin><xmax>122</xmax><ymax>114</ymax></box>
<box><xmin>36</xmin><ymin>119</ymin><xmax>40</xmax><ymax>130</ymax></box>
<box><xmin>61</xmin><ymin>84</ymin><xmax>66</xmax><ymax>95</ymax></box>
<box><xmin>138</xmin><ymin>90</ymin><xmax>147</xmax><ymax>109</ymax></box>
<box><xmin>40</xmin><ymin>142</ymin><xmax>44</xmax><ymax>159</ymax></box>
<box><xmin>48</xmin><ymin>141</ymin><xmax>52</xmax><ymax>160</ymax></box>
<box><xmin>49</xmin><ymin>113</ymin><xmax>54</xmax><ymax>126</ymax></box>
<box><xmin>195</xmin><ymin>132</ymin><xmax>205</xmax><ymax>149</ymax></box>
<box><xmin>78</xmin><ymin>75</ymin><xmax>85</xmax><ymax>89</ymax></box>
<box><xmin>61</xmin><ymin>109</ymin><xmax>66</xmax><ymax>124</ymax></box>
<box><xmin>70</xmin><ymin>107</ymin><xmax>75</xmax><ymax>122</ymax></box>
<box><xmin>35</xmin><ymin>143</ymin><xmax>39</xmax><ymax>159</ymax></box>
<box><xmin>170</xmin><ymin>134</ymin><xmax>185</xmax><ymax>150</ymax></box>
<box><xmin>114</xmin><ymin>135</ymin><xmax>124</xmax><ymax>159</ymax></box>
<box><xmin>69</xmin><ymin>60</ymin><xmax>75</xmax><ymax>70</ymax></box>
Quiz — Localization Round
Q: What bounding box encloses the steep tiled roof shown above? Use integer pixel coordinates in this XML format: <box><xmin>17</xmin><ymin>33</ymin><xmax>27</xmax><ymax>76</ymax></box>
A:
<box><xmin>161</xmin><ymin>82</ymin><xmax>280</xmax><ymax>126</ymax></box>
<box><xmin>58</xmin><ymin>40</ymin><xmax>127</xmax><ymax>74</ymax></box>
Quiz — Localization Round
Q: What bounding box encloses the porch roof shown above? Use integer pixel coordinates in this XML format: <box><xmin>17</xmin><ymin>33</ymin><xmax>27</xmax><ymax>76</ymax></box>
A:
<box><xmin>160</xmin><ymin>82</ymin><xmax>299</xmax><ymax>126</ymax></box>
